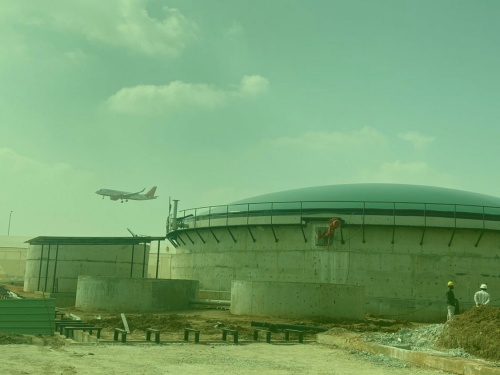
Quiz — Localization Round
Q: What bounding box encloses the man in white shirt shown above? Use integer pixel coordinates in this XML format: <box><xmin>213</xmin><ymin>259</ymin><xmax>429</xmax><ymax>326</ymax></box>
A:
<box><xmin>474</xmin><ymin>284</ymin><xmax>490</xmax><ymax>307</ymax></box>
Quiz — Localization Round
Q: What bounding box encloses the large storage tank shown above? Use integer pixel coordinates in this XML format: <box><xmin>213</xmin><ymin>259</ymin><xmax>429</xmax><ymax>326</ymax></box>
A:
<box><xmin>166</xmin><ymin>183</ymin><xmax>500</xmax><ymax>321</ymax></box>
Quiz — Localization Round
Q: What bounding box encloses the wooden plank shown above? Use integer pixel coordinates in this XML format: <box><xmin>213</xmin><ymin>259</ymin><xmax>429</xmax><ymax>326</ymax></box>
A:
<box><xmin>121</xmin><ymin>313</ymin><xmax>130</xmax><ymax>333</ymax></box>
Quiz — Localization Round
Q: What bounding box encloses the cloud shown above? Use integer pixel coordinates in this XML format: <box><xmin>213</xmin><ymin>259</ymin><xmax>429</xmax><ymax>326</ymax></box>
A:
<box><xmin>264</xmin><ymin>126</ymin><xmax>386</xmax><ymax>151</ymax></box>
<box><xmin>225</xmin><ymin>21</ymin><xmax>245</xmax><ymax>42</ymax></box>
<box><xmin>238</xmin><ymin>75</ymin><xmax>269</xmax><ymax>97</ymax></box>
<box><xmin>64</xmin><ymin>49</ymin><xmax>88</xmax><ymax>63</ymax></box>
<box><xmin>0</xmin><ymin>148</ymin><xmax>95</xmax><ymax>197</ymax></box>
<box><xmin>361</xmin><ymin>160</ymin><xmax>455</xmax><ymax>186</ymax></box>
<box><xmin>1</xmin><ymin>0</ymin><xmax>196</xmax><ymax>57</ymax></box>
<box><xmin>0</xmin><ymin>31</ymin><xmax>28</xmax><ymax>67</ymax></box>
<box><xmin>106</xmin><ymin>75</ymin><xmax>269</xmax><ymax>115</ymax></box>
<box><xmin>398</xmin><ymin>131</ymin><xmax>435</xmax><ymax>149</ymax></box>
<box><xmin>107</xmin><ymin>81</ymin><xmax>227</xmax><ymax>115</ymax></box>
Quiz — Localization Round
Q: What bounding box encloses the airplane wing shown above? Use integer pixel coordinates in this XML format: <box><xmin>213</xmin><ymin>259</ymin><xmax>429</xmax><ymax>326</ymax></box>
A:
<box><xmin>119</xmin><ymin>188</ymin><xmax>145</xmax><ymax>198</ymax></box>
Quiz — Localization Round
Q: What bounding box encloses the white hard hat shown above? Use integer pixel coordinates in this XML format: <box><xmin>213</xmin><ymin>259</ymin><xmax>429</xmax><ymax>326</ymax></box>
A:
<box><xmin>480</xmin><ymin>284</ymin><xmax>487</xmax><ymax>290</ymax></box>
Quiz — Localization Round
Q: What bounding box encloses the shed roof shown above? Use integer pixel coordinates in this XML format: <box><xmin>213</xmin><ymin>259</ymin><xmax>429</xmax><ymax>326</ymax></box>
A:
<box><xmin>26</xmin><ymin>236</ymin><xmax>165</xmax><ymax>245</ymax></box>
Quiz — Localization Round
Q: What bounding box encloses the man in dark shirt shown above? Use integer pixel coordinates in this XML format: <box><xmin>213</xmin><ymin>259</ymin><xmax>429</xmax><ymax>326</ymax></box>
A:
<box><xmin>446</xmin><ymin>281</ymin><xmax>456</xmax><ymax>321</ymax></box>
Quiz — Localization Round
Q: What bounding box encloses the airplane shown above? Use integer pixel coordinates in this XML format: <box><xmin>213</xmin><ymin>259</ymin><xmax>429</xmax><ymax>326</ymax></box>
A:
<box><xmin>95</xmin><ymin>186</ymin><xmax>158</xmax><ymax>203</ymax></box>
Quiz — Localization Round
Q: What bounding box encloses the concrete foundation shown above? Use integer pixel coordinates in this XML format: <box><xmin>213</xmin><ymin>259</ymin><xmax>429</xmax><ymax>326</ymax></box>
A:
<box><xmin>75</xmin><ymin>276</ymin><xmax>199</xmax><ymax>312</ymax></box>
<box><xmin>230</xmin><ymin>280</ymin><xmax>365</xmax><ymax>320</ymax></box>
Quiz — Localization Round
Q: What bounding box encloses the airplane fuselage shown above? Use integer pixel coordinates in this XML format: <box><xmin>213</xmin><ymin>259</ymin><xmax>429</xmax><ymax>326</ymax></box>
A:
<box><xmin>95</xmin><ymin>187</ymin><xmax>158</xmax><ymax>202</ymax></box>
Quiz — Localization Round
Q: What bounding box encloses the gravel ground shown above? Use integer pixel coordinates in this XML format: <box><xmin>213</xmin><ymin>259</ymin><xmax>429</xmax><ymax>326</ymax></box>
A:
<box><xmin>365</xmin><ymin>324</ymin><xmax>472</xmax><ymax>357</ymax></box>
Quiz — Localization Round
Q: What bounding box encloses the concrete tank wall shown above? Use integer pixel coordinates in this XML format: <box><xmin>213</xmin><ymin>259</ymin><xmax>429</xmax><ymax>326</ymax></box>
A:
<box><xmin>147</xmin><ymin>253</ymin><xmax>172</xmax><ymax>279</ymax></box>
<box><xmin>24</xmin><ymin>244</ymin><xmax>150</xmax><ymax>294</ymax></box>
<box><xmin>0</xmin><ymin>236</ymin><xmax>30</xmax><ymax>281</ymax></box>
<box><xmin>0</xmin><ymin>248</ymin><xmax>26</xmax><ymax>281</ymax></box>
<box><xmin>75</xmin><ymin>276</ymin><xmax>199</xmax><ymax>312</ymax></box>
<box><xmin>231</xmin><ymin>280</ymin><xmax>365</xmax><ymax>320</ymax></box>
<box><xmin>169</xmin><ymin>219</ymin><xmax>500</xmax><ymax>321</ymax></box>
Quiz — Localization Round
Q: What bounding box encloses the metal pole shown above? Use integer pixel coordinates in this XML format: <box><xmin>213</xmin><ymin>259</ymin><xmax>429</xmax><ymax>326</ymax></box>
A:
<box><xmin>130</xmin><ymin>244</ymin><xmax>135</xmax><ymax>278</ymax></box>
<box><xmin>44</xmin><ymin>244</ymin><xmax>51</xmax><ymax>292</ymax></box>
<box><xmin>52</xmin><ymin>243</ymin><xmax>59</xmax><ymax>293</ymax></box>
<box><xmin>155</xmin><ymin>241</ymin><xmax>160</xmax><ymax>279</ymax></box>
<box><xmin>37</xmin><ymin>245</ymin><xmax>44</xmax><ymax>291</ymax></box>
<box><xmin>142</xmin><ymin>242</ymin><xmax>146</xmax><ymax>278</ymax></box>
<box><xmin>7</xmin><ymin>211</ymin><xmax>13</xmax><ymax>235</ymax></box>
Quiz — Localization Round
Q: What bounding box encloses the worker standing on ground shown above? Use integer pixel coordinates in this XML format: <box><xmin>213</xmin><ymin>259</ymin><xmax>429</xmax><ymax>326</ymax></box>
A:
<box><xmin>446</xmin><ymin>281</ymin><xmax>457</xmax><ymax>321</ymax></box>
<box><xmin>474</xmin><ymin>284</ymin><xmax>490</xmax><ymax>307</ymax></box>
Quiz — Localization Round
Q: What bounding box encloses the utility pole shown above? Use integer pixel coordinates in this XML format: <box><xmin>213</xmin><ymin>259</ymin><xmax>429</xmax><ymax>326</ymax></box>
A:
<box><xmin>7</xmin><ymin>211</ymin><xmax>13</xmax><ymax>236</ymax></box>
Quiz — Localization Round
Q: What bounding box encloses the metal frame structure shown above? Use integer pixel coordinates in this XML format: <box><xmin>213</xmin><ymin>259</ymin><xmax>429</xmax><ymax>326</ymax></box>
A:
<box><xmin>26</xmin><ymin>236</ymin><xmax>166</xmax><ymax>293</ymax></box>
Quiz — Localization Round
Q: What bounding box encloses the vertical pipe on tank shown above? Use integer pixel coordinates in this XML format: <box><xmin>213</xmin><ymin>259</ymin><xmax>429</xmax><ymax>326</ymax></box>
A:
<box><xmin>37</xmin><ymin>244</ymin><xmax>44</xmax><ymax>291</ymax></box>
<box><xmin>171</xmin><ymin>200</ymin><xmax>179</xmax><ymax>231</ymax></box>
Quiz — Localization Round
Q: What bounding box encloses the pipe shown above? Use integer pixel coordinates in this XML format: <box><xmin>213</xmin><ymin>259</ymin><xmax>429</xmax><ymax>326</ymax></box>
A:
<box><xmin>171</xmin><ymin>200</ymin><xmax>179</xmax><ymax>231</ymax></box>
<box><xmin>190</xmin><ymin>298</ymin><xmax>231</xmax><ymax>306</ymax></box>
<box><xmin>251</xmin><ymin>321</ymin><xmax>328</xmax><ymax>332</ymax></box>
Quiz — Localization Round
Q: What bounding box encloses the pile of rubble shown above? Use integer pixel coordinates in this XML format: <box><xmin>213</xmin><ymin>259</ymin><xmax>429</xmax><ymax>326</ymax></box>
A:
<box><xmin>367</xmin><ymin>306</ymin><xmax>500</xmax><ymax>364</ymax></box>
<box><xmin>438</xmin><ymin>305</ymin><xmax>500</xmax><ymax>362</ymax></box>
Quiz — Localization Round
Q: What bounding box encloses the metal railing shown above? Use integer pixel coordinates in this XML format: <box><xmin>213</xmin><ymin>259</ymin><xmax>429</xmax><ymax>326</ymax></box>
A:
<box><xmin>169</xmin><ymin>200</ymin><xmax>500</xmax><ymax>232</ymax></box>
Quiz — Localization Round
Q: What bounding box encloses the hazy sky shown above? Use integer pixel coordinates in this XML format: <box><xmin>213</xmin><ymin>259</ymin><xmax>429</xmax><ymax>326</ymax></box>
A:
<box><xmin>2</xmin><ymin>0</ymin><xmax>500</xmax><ymax>237</ymax></box>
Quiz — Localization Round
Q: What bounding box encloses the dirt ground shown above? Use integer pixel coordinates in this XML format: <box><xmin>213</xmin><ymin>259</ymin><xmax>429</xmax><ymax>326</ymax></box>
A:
<box><xmin>2</xmin><ymin>283</ymin><xmax>499</xmax><ymax>374</ymax></box>
<box><xmin>0</xmin><ymin>306</ymin><xmax>450</xmax><ymax>375</ymax></box>
<box><xmin>63</xmin><ymin>308</ymin><xmax>416</xmax><ymax>343</ymax></box>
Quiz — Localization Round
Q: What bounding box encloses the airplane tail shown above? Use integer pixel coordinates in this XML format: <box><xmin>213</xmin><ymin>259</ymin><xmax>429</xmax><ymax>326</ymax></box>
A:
<box><xmin>146</xmin><ymin>186</ymin><xmax>157</xmax><ymax>198</ymax></box>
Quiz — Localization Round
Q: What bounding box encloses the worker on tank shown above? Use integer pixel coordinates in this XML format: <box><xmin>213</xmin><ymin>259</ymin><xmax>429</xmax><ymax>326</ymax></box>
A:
<box><xmin>474</xmin><ymin>284</ymin><xmax>490</xmax><ymax>307</ymax></box>
<box><xmin>446</xmin><ymin>281</ymin><xmax>457</xmax><ymax>321</ymax></box>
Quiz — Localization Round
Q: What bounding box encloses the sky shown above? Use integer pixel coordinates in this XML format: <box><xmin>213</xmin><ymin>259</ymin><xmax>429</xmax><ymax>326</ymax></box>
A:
<box><xmin>1</xmin><ymin>0</ymin><xmax>500</xmax><ymax>238</ymax></box>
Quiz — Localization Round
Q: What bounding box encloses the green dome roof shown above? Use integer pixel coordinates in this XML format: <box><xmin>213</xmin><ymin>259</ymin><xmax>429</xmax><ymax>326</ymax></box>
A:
<box><xmin>182</xmin><ymin>184</ymin><xmax>500</xmax><ymax>230</ymax></box>
<box><xmin>231</xmin><ymin>184</ymin><xmax>500</xmax><ymax>209</ymax></box>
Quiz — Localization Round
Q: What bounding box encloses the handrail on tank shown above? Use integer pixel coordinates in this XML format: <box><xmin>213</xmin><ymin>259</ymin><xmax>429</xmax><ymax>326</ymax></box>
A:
<box><xmin>173</xmin><ymin>199</ymin><xmax>500</xmax><ymax>233</ymax></box>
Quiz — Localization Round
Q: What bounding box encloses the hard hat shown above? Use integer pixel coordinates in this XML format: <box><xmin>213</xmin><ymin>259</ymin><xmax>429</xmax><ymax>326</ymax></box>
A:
<box><xmin>447</xmin><ymin>281</ymin><xmax>454</xmax><ymax>287</ymax></box>
<box><xmin>480</xmin><ymin>284</ymin><xmax>487</xmax><ymax>290</ymax></box>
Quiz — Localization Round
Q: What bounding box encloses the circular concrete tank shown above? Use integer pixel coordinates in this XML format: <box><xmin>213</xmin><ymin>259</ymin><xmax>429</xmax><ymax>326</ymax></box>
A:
<box><xmin>230</xmin><ymin>280</ymin><xmax>365</xmax><ymax>320</ymax></box>
<box><xmin>167</xmin><ymin>184</ymin><xmax>500</xmax><ymax>321</ymax></box>
<box><xmin>75</xmin><ymin>276</ymin><xmax>199</xmax><ymax>312</ymax></box>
